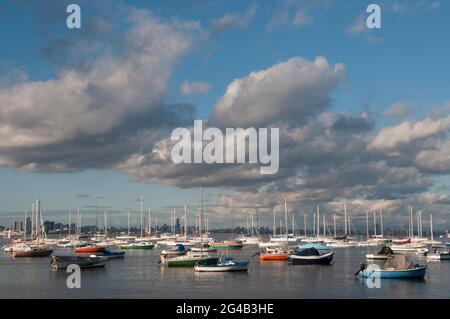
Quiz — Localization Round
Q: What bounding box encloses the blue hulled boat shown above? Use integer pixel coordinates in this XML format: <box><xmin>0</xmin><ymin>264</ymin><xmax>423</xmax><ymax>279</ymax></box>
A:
<box><xmin>357</xmin><ymin>254</ymin><xmax>427</xmax><ymax>279</ymax></box>
<box><xmin>360</xmin><ymin>266</ymin><xmax>427</xmax><ymax>279</ymax></box>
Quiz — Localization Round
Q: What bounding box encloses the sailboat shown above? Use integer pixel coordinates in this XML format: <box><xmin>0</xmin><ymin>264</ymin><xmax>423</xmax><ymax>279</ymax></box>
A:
<box><xmin>166</xmin><ymin>251</ymin><xmax>219</xmax><ymax>267</ymax></box>
<box><xmin>12</xmin><ymin>200</ymin><xmax>53</xmax><ymax>258</ymax></box>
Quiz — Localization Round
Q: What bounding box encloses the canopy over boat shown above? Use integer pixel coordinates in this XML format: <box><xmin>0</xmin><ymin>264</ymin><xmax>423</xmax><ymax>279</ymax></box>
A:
<box><xmin>384</xmin><ymin>255</ymin><xmax>415</xmax><ymax>270</ymax></box>
<box><xmin>296</xmin><ymin>243</ymin><xmax>331</xmax><ymax>253</ymax></box>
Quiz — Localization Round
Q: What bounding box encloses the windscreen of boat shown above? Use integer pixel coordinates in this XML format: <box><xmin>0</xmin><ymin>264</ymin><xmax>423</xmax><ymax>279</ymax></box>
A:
<box><xmin>296</xmin><ymin>248</ymin><xmax>320</xmax><ymax>256</ymax></box>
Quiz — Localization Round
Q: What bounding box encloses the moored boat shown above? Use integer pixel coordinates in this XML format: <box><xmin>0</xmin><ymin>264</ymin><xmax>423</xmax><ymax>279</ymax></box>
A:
<box><xmin>75</xmin><ymin>246</ymin><xmax>105</xmax><ymax>253</ymax></box>
<box><xmin>166</xmin><ymin>251</ymin><xmax>219</xmax><ymax>267</ymax></box>
<box><xmin>51</xmin><ymin>255</ymin><xmax>107</xmax><ymax>269</ymax></box>
<box><xmin>190</xmin><ymin>243</ymin><xmax>217</xmax><ymax>252</ymax></box>
<box><xmin>288</xmin><ymin>248</ymin><xmax>334</xmax><ymax>265</ymax></box>
<box><xmin>118</xmin><ymin>242</ymin><xmax>155</xmax><ymax>250</ymax></box>
<box><xmin>357</xmin><ymin>254</ymin><xmax>427</xmax><ymax>279</ymax></box>
<box><xmin>209</xmin><ymin>241</ymin><xmax>243</xmax><ymax>250</ymax></box>
<box><xmin>194</xmin><ymin>257</ymin><xmax>249</xmax><ymax>272</ymax></box>
<box><xmin>12</xmin><ymin>245</ymin><xmax>53</xmax><ymax>257</ymax></box>
<box><xmin>427</xmin><ymin>250</ymin><xmax>450</xmax><ymax>261</ymax></box>
<box><xmin>259</xmin><ymin>247</ymin><xmax>290</xmax><ymax>261</ymax></box>
<box><xmin>366</xmin><ymin>246</ymin><xmax>395</xmax><ymax>260</ymax></box>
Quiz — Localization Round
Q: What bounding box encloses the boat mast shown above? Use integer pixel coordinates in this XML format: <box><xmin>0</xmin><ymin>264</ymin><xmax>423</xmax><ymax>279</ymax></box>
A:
<box><xmin>251</xmin><ymin>215</ymin><xmax>254</xmax><ymax>236</ymax></box>
<box><xmin>199</xmin><ymin>186</ymin><xmax>203</xmax><ymax>241</ymax></box>
<box><xmin>430</xmin><ymin>214</ymin><xmax>434</xmax><ymax>242</ymax></box>
<box><xmin>104</xmin><ymin>211</ymin><xmax>107</xmax><ymax>237</ymax></box>
<box><xmin>31</xmin><ymin>202</ymin><xmax>35</xmax><ymax>239</ymax></box>
<box><xmin>24</xmin><ymin>209</ymin><xmax>27</xmax><ymax>240</ymax></box>
<box><xmin>68</xmin><ymin>211</ymin><xmax>71</xmax><ymax>237</ymax></box>
<box><xmin>140</xmin><ymin>196</ymin><xmax>143</xmax><ymax>238</ymax></box>
<box><xmin>380</xmin><ymin>210</ymin><xmax>384</xmax><ymax>237</ymax></box>
<box><xmin>273</xmin><ymin>209</ymin><xmax>276</xmax><ymax>237</ymax></box>
<box><xmin>255</xmin><ymin>207</ymin><xmax>259</xmax><ymax>237</ymax></box>
<box><xmin>323</xmin><ymin>215</ymin><xmax>326</xmax><ymax>237</ymax></box>
<box><xmin>373</xmin><ymin>211</ymin><xmax>377</xmax><ymax>236</ymax></box>
<box><xmin>304</xmin><ymin>213</ymin><xmax>307</xmax><ymax>237</ymax></box>
<box><xmin>366</xmin><ymin>212</ymin><xmax>369</xmax><ymax>239</ymax></box>
<box><xmin>284</xmin><ymin>197</ymin><xmax>288</xmax><ymax>245</ymax></box>
<box><xmin>148</xmin><ymin>207</ymin><xmax>152</xmax><ymax>236</ymax></box>
<box><xmin>313</xmin><ymin>212</ymin><xmax>316</xmax><ymax>236</ymax></box>
<box><xmin>292</xmin><ymin>213</ymin><xmax>295</xmax><ymax>236</ymax></box>
<box><xmin>184</xmin><ymin>204</ymin><xmax>187</xmax><ymax>238</ymax></box>
<box><xmin>35</xmin><ymin>200</ymin><xmax>40</xmax><ymax>246</ymax></box>
<box><xmin>316</xmin><ymin>205</ymin><xmax>320</xmax><ymax>237</ymax></box>
<box><xmin>127</xmin><ymin>212</ymin><xmax>130</xmax><ymax>235</ymax></box>
<box><xmin>344</xmin><ymin>202</ymin><xmax>347</xmax><ymax>235</ymax></box>
<box><xmin>411</xmin><ymin>205</ymin><xmax>414</xmax><ymax>238</ymax></box>
<box><xmin>334</xmin><ymin>214</ymin><xmax>337</xmax><ymax>238</ymax></box>
<box><xmin>419</xmin><ymin>210</ymin><xmax>422</xmax><ymax>238</ymax></box>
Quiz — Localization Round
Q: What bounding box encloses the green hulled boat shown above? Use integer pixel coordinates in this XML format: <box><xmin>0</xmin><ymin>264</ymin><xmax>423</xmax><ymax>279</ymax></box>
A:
<box><xmin>118</xmin><ymin>242</ymin><xmax>155</xmax><ymax>250</ymax></box>
<box><xmin>209</xmin><ymin>241</ymin><xmax>243</xmax><ymax>250</ymax></box>
<box><xmin>166</xmin><ymin>251</ymin><xmax>219</xmax><ymax>267</ymax></box>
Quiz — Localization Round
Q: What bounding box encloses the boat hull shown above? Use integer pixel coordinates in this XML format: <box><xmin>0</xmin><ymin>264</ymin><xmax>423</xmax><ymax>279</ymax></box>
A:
<box><xmin>51</xmin><ymin>255</ymin><xmax>107</xmax><ymax>269</ymax></box>
<box><xmin>167</xmin><ymin>257</ymin><xmax>219</xmax><ymax>267</ymax></box>
<box><xmin>288</xmin><ymin>252</ymin><xmax>334</xmax><ymax>265</ymax></box>
<box><xmin>259</xmin><ymin>254</ymin><xmax>289</xmax><ymax>261</ymax></box>
<box><xmin>118</xmin><ymin>244</ymin><xmax>154</xmax><ymax>250</ymax></box>
<box><xmin>12</xmin><ymin>249</ymin><xmax>53</xmax><ymax>257</ymax></box>
<box><xmin>209</xmin><ymin>244</ymin><xmax>243</xmax><ymax>250</ymax></box>
<box><xmin>75</xmin><ymin>247</ymin><xmax>105</xmax><ymax>253</ymax></box>
<box><xmin>361</xmin><ymin>266</ymin><xmax>427</xmax><ymax>279</ymax></box>
<box><xmin>195</xmin><ymin>262</ymin><xmax>249</xmax><ymax>272</ymax></box>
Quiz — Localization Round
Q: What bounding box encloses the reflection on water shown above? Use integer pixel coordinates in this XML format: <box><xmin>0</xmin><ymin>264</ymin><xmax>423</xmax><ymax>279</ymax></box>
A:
<box><xmin>1</xmin><ymin>237</ymin><xmax>449</xmax><ymax>298</ymax></box>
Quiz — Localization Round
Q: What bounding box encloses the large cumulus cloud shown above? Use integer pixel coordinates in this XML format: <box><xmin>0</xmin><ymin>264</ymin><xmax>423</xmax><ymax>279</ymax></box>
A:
<box><xmin>0</xmin><ymin>7</ymin><xmax>202</xmax><ymax>171</ymax></box>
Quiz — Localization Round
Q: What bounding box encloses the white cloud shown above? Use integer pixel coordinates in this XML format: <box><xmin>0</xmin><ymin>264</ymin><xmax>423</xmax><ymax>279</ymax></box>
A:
<box><xmin>383</xmin><ymin>101</ymin><xmax>415</xmax><ymax>118</ymax></box>
<box><xmin>368</xmin><ymin>116</ymin><xmax>450</xmax><ymax>151</ymax></box>
<box><xmin>211</xmin><ymin>56</ymin><xmax>346</xmax><ymax>127</ymax></box>
<box><xmin>181</xmin><ymin>80</ymin><xmax>212</xmax><ymax>95</ymax></box>
<box><xmin>0</xmin><ymin>8</ymin><xmax>202</xmax><ymax>170</ymax></box>
<box><xmin>211</xmin><ymin>5</ymin><xmax>257</xmax><ymax>34</ymax></box>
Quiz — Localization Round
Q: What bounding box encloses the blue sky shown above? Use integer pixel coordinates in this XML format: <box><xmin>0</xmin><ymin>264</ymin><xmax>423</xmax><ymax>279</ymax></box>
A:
<box><xmin>0</xmin><ymin>0</ymin><xmax>449</xmax><ymax>229</ymax></box>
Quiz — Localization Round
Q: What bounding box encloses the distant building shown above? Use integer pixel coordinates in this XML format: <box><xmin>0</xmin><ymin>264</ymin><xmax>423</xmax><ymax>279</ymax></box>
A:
<box><xmin>13</xmin><ymin>220</ymin><xmax>23</xmax><ymax>231</ymax></box>
<box><xmin>176</xmin><ymin>218</ymin><xmax>180</xmax><ymax>233</ymax></box>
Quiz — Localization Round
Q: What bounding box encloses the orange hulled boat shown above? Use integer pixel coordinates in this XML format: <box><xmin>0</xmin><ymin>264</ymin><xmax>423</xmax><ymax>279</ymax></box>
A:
<box><xmin>75</xmin><ymin>246</ymin><xmax>105</xmax><ymax>253</ymax></box>
<box><xmin>259</xmin><ymin>247</ymin><xmax>290</xmax><ymax>261</ymax></box>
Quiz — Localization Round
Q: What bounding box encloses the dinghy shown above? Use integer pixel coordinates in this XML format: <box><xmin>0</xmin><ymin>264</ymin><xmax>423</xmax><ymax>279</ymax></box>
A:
<box><xmin>51</xmin><ymin>255</ymin><xmax>107</xmax><ymax>269</ymax></box>
<box><xmin>288</xmin><ymin>248</ymin><xmax>334</xmax><ymax>265</ymax></box>
<box><xmin>357</xmin><ymin>255</ymin><xmax>426</xmax><ymax>279</ymax></box>
<box><xmin>259</xmin><ymin>247</ymin><xmax>291</xmax><ymax>261</ymax></box>
<box><xmin>427</xmin><ymin>249</ymin><xmax>450</xmax><ymax>261</ymax></box>
<box><xmin>194</xmin><ymin>257</ymin><xmax>249</xmax><ymax>272</ymax></box>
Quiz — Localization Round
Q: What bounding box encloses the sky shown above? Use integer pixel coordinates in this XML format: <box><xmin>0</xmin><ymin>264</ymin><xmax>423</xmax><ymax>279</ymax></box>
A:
<box><xmin>0</xmin><ymin>0</ymin><xmax>449</xmax><ymax>231</ymax></box>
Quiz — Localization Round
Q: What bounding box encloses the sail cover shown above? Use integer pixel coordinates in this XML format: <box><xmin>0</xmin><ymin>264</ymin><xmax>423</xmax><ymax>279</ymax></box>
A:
<box><xmin>383</xmin><ymin>254</ymin><xmax>415</xmax><ymax>270</ymax></box>
<box><xmin>378</xmin><ymin>246</ymin><xmax>394</xmax><ymax>255</ymax></box>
